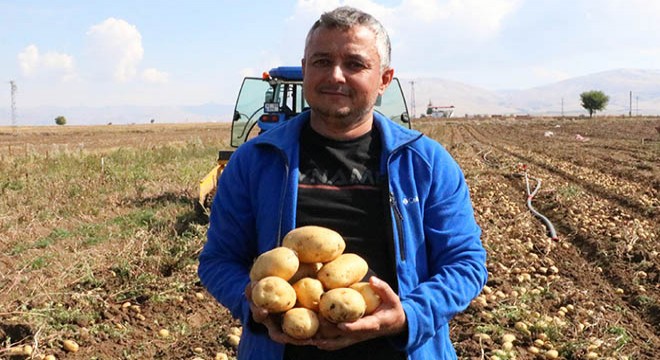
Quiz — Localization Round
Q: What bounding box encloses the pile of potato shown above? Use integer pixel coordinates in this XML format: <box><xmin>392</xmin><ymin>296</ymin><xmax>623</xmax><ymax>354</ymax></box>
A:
<box><xmin>249</xmin><ymin>225</ymin><xmax>382</xmax><ymax>339</ymax></box>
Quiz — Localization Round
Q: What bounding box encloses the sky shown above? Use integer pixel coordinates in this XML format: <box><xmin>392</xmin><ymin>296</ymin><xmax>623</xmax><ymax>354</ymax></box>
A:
<box><xmin>2</xmin><ymin>0</ymin><xmax>660</xmax><ymax>110</ymax></box>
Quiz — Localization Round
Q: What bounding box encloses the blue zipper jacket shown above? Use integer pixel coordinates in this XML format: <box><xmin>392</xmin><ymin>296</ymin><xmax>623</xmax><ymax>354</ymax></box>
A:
<box><xmin>198</xmin><ymin>111</ymin><xmax>487</xmax><ymax>360</ymax></box>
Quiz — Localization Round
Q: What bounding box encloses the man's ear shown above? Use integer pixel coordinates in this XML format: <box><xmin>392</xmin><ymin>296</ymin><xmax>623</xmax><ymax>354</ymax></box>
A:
<box><xmin>379</xmin><ymin>68</ymin><xmax>394</xmax><ymax>94</ymax></box>
<box><xmin>301</xmin><ymin>58</ymin><xmax>306</xmax><ymax>77</ymax></box>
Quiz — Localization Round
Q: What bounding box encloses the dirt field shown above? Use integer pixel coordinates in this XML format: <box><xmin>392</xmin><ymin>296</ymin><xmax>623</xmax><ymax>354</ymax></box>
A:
<box><xmin>0</xmin><ymin>116</ymin><xmax>658</xmax><ymax>359</ymax></box>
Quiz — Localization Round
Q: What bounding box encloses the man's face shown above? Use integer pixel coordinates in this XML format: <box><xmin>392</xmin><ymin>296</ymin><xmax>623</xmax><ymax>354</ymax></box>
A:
<box><xmin>302</xmin><ymin>25</ymin><xmax>393</xmax><ymax>124</ymax></box>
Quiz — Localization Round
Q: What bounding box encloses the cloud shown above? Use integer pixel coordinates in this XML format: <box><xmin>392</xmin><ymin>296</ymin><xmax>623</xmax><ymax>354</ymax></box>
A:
<box><xmin>86</xmin><ymin>18</ymin><xmax>144</xmax><ymax>82</ymax></box>
<box><xmin>397</xmin><ymin>0</ymin><xmax>522</xmax><ymax>38</ymax></box>
<box><xmin>17</xmin><ymin>44</ymin><xmax>76</xmax><ymax>80</ymax></box>
<box><xmin>141</xmin><ymin>68</ymin><xmax>169</xmax><ymax>84</ymax></box>
<box><xmin>17</xmin><ymin>45</ymin><xmax>39</xmax><ymax>76</ymax></box>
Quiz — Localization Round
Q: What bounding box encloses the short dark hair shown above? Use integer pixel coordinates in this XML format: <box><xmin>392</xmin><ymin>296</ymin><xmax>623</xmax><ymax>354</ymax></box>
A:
<box><xmin>304</xmin><ymin>6</ymin><xmax>391</xmax><ymax>71</ymax></box>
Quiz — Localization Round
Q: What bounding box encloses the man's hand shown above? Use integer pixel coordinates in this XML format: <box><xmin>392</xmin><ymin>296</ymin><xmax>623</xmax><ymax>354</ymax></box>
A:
<box><xmin>244</xmin><ymin>282</ymin><xmax>313</xmax><ymax>346</ymax></box>
<box><xmin>312</xmin><ymin>276</ymin><xmax>407</xmax><ymax>351</ymax></box>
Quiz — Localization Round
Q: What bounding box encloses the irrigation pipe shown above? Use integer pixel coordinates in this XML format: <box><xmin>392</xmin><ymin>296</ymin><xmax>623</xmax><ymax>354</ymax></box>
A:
<box><xmin>523</xmin><ymin>171</ymin><xmax>559</xmax><ymax>241</ymax></box>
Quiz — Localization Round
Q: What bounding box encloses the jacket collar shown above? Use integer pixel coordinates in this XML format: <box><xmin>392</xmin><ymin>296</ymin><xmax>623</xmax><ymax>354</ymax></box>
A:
<box><xmin>253</xmin><ymin>110</ymin><xmax>421</xmax><ymax>155</ymax></box>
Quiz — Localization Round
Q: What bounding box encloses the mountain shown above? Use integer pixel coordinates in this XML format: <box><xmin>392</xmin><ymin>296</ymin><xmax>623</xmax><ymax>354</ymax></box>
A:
<box><xmin>402</xmin><ymin>68</ymin><xmax>660</xmax><ymax>117</ymax></box>
<box><xmin>0</xmin><ymin>103</ymin><xmax>235</xmax><ymax>126</ymax></box>
<box><xmin>400</xmin><ymin>78</ymin><xmax>519</xmax><ymax>118</ymax></box>
<box><xmin>499</xmin><ymin>69</ymin><xmax>660</xmax><ymax>116</ymax></box>
<box><xmin>2</xmin><ymin>69</ymin><xmax>659</xmax><ymax>126</ymax></box>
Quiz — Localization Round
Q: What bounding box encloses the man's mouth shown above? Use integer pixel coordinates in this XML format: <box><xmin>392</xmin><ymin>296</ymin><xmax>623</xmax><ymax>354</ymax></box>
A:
<box><xmin>318</xmin><ymin>86</ymin><xmax>350</xmax><ymax>96</ymax></box>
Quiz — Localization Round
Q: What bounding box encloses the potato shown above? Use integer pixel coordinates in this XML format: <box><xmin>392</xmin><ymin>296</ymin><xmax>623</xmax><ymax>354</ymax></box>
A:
<box><xmin>249</xmin><ymin>247</ymin><xmax>299</xmax><ymax>282</ymax></box>
<box><xmin>292</xmin><ymin>277</ymin><xmax>324</xmax><ymax>312</ymax></box>
<box><xmin>350</xmin><ymin>282</ymin><xmax>382</xmax><ymax>315</ymax></box>
<box><xmin>288</xmin><ymin>262</ymin><xmax>323</xmax><ymax>284</ymax></box>
<box><xmin>282</xmin><ymin>307</ymin><xmax>320</xmax><ymax>339</ymax></box>
<box><xmin>282</xmin><ymin>226</ymin><xmax>345</xmax><ymax>263</ymax></box>
<box><xmin>319</xmin><ymin>287</ymin><xmax>366</xmax><ymax>323</ymax></box>
<box><xmin>317</xmin><ymin>253</ymin><xmax>368</xmax><ymax>290</ymax></box>
<box><xmin>251</xmin><ymin>276</ymin><xmax>297</xmax><ymax>313</ymax></box>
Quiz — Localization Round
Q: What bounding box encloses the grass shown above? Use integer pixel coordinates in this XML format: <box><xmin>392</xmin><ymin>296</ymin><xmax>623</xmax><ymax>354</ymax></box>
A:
<box><xmin>608</xmin><ymin>326</ymin><xmax>632</xmax><ymax>350</ymax></box>
<box><xmin>557</xmin><ymin>184</ymin><xmax>582</xmax><ymax>200</ymax></box>
<box><xmin>1</xmin><ymin>120</ymin><xmax>658</xmax><ymax>359</ymax></box>
<box><xmin>0</xmin><ymin>128</ymin><xmax>223</xmax><ymax>339</ymax></box>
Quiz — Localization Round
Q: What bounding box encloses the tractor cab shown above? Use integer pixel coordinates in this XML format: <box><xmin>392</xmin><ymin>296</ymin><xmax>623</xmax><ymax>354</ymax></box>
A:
<box><xmin>230</xmin><ymin>66</ymin><xmax>305</xmax><ymax>146</ymax></box>
<box><xmin>198</xmin><ymin>66</ymin><xmax>412</xmax><ymax>218</ymax></box>
<box><xmin>229</xmin><ymin>66</ymin><xmax>411</xmax><ymax>147</ymax></box>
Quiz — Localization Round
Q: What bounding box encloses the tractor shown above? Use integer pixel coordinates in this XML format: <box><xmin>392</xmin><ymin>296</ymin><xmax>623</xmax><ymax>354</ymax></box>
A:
<box><xmin>196</xmin><ymin>66</ymin><xmax>412</xmax><ymax>218</ymax></box>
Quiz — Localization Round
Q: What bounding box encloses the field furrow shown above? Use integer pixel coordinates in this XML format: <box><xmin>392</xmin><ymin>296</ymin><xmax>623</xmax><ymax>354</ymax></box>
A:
<box><xmin>1</xmin><ymin>118</ymin><xmax>658</xmax><ymax>360</ymax></box>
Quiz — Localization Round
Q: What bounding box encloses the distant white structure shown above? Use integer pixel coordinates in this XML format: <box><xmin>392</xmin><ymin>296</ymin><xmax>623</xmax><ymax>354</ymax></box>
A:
<box><xmin>426</xmin><ymin>100</ymin><xmax>454</xmax><ymax>118</ymax></box>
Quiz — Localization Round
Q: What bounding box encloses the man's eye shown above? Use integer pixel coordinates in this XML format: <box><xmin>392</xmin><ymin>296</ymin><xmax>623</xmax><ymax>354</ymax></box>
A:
<box><xmin>313</xmin><ymin>59</ymin><xmax>331</xmax><ymax>67</ymax></box>
<box><xmin>347</xmin><ymin>62</ymin><xmax>366</xmax><ymax>70</ymax></box>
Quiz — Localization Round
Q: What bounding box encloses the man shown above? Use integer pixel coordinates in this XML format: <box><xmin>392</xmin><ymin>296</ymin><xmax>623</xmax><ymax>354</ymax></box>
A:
<box><xmin>198</xmin><ymin>6</ymin><xmax>487</xmax><ymax>360</ymax></box>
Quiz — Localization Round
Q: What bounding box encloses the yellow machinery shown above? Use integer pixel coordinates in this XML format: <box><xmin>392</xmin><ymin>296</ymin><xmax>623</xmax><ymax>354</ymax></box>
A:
<box><xmin>196</xmin><ymin>150</ymin><xmax>233</xmax><ymax>217</ymax></box>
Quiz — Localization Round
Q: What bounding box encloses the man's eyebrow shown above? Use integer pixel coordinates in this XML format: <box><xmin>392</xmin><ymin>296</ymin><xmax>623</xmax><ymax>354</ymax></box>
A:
<box><xmin>308</xmin><ymin>52</ymin><xmax>332</xmax><ymax>58</ymax></box>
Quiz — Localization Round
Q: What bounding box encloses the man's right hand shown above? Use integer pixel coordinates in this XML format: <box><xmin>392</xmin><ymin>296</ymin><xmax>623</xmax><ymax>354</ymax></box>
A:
<box><xmin>244</xmin><ymin>282</ymin><xmax>314</xmax><ymax>346</ymax></box>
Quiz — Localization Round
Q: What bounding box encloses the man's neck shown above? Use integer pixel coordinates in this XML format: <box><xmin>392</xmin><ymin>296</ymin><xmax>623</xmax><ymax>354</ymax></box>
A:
<box><xmin>309</xmin><ymin>111</ymin><xmax>374</xmax><ymax>141</ymax></box>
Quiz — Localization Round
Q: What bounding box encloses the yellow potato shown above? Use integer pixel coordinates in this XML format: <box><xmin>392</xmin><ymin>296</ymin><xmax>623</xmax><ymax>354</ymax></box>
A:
<box><xmin>317</xmin><ymin>253</ymin><xmax>368</xmax><ymax>290</ymax></box>
<box><xmin>292</xmin><ymin>277</ymin><xmax>324</xmax><ymax>312</ymax></box>
<box><xmin>350</xmin><ymin>282</ymin><xmax>382</xmax><ymax>315</ymax></box>
<box><xmin>249</xmin><ymin>247</ymin><xmax>299</xmax><ymax>282</ymax></box>
<box><xmin>251</xmin><ymin>276</ymin><xmax>297</xmax><ymax>313</ymax></box>
<box><xmin>289</xmin><ymin>262</ymin><xmax>322</xmax><ymax>284</ymax></box>
<box><xmin>319</xmin><ymin>287</ymin><xmax>366</xmax><ymax>323</ymax></box>
<box><xmin>282</xmin><ymin>226</ymin><xmax>345</xmax><ymax>263</ymax></box>
<box><xmin>282</xmin><ymin>307</ymin><xmax>320</xmax><ymax>339</ymax></box>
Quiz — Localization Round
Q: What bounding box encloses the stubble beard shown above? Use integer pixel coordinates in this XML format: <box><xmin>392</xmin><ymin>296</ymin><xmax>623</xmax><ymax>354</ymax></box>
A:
<box><xmin>312</xmin><ymin>95</ymin><xmax>376</xmax><ymax>129</ymax></box>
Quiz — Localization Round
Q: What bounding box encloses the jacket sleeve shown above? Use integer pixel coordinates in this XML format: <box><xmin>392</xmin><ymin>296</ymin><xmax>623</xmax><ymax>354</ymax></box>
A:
<box><xmin>197</xmin><ymin>149</ymin><xmax>258</xmax><ymax>327</ymax></box>
<box><xmin>398</xmin><ymin>144</ymin><xmax>488</xmax><ymax>352</ymax></box>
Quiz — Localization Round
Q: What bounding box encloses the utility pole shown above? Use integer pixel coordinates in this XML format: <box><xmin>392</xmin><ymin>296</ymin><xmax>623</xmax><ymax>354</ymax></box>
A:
<box><xmin>636</xmin><ymin>96</ymin><xmax>639</xmax><ymax>116</ymax></box>
<box><xmin>409</xmin><ymin>81</ymin><xmax>416</xmax><ymax>119</ymax></box>
<box><xmin>10</xmin><ymin>80</ymin><xmax>17</xmax><ymax>127</ymax></box>
<box><xmin>561</xmin><ymin>97</ymin><xmax>564</xmax><ymax>118</ymax></box>
<box><xmin>629</xmin><ymin>91</ymin><xmax>632</xmax><ymax>117</ymax></box>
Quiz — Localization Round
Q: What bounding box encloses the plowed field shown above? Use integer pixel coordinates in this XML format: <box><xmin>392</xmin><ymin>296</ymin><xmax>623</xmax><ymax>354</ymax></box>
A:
<box><xmin>1</xmin><ymin>116</ymin><xmax>658</xmax><ymax>359</ymax></box>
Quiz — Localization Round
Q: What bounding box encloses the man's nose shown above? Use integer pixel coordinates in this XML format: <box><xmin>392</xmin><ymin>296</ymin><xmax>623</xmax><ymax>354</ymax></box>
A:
<box><xmin>329</xmin><ymin>65</ymin><xmax>346</xmax><ymax>82</ymax></box>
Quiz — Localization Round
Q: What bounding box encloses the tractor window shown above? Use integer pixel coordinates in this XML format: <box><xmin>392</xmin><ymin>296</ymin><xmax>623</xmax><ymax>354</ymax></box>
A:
<box><xmin>231</xmin><ymin>77</ymin><xmax>271</xmax><ymax>147</ymax></box>
<box><xmin>375</xmin><ymin>78</ymin><xmax>411</xmax><ymax>129</ymax></box>
<box><xmin>279</xmin><ymin>83</ymin><xmax>306</xmax><ymax>116</ymax></box>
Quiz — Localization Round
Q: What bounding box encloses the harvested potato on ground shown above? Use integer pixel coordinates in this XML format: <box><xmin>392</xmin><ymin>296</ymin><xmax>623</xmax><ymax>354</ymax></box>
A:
<box><xmin>249</xmin><ymin>247</ymin><xmax>300</xmax><ymax>282</ymax></box>
<box><xmin>251</xmin><ymin>276</ymin><xmax>297</xmax><ymax>313</ymax></box>
<box><xmin>319</xmin><ymin>287</ymin><xmax>366</xmax><ymax>323</ymax></box>
<box><xmin>283</xmin><ymin>226</ymin><xmax>345</xmax><ymax>263</ymax></box>
<box><xmin>289</xmin><ymin>262</ymin><xmax>323</xmax><ymax>284</ymax></box>
<box><xmin>282</xmin><ymin>307</ymin><xmax>320</xmax><ymax>339</ymax></box>
<box><xmin>292</xmin><ymin>277</ymin><xmax>325</xmax><ymax>312</ymax></box>
<box><xmin>317</xmin><ymin>253</ymin><xmax>369</xmax><ymax>290</ymax></box>
<box><xmin>350</xmin><ymin>282</ymin><xmax>382</xmax><ymax>315</ymax></box>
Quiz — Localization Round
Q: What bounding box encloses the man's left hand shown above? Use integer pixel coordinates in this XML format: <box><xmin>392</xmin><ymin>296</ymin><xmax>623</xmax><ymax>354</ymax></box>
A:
<box><xmin>312</xmin><ymin>276</ymin><xmax>407</xmax><ymax>351</ymax></box>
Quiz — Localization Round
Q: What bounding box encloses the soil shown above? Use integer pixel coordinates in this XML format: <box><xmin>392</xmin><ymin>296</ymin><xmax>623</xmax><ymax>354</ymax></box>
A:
<box><xmin>1</xmin><ymin>116</ymin><xmax>658</xmax><ymax>359</ymax></box>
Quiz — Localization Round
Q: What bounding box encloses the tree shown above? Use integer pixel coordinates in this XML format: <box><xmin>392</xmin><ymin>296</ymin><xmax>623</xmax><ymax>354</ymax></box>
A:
<box><xmin>55</xmin><ymin>116</ymin><xmax>67</xmax><ymax>126</ymax></box>
<box><xmin>580</xmin><ymin>90</ymin><xmax>609</xmax><ymax>118</ymax></box>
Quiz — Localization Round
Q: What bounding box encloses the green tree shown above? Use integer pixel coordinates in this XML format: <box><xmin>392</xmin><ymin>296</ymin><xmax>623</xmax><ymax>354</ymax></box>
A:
<box><xmin>55</xmin><ymin>116</ymin><xmax>67</xmax><ymax>126</ymax></box>
<box><xmin>580</xmin><ymin>90</ymin><xmax>609</xmax><ymax>118</ymax></box>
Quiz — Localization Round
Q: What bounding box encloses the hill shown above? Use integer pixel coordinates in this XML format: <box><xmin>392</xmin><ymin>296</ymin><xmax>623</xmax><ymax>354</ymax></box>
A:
<box><xmin>403</xmin><ymin>68</ymin><xmax>660</xmax><ymax>117</ymax></box>
<box><xmin>2</xmin><ymin>69</ymin><xmax>660</xmax><ymax>125</ymax></box>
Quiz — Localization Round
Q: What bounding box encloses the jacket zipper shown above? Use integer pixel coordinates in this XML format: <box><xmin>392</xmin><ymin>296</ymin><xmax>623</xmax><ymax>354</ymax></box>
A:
<box><xmin>389</xmin><ymin>191</ymin><xmax>406</xmax><ymax>261</ymax></box>
<box><xmin>385</xmin><ymin>133</ymin><xmax>422</xmax><ymax>262</ymax></box>
<box><xmin>275</xmin><ymin>147</ymin><xmax>290</xmax><ymax>245</ymax></box>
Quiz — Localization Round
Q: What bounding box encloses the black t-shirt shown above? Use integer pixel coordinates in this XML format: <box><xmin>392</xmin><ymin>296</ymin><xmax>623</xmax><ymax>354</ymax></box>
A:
<box><xmin>284</xmin><ymin>122</ymin><xmax>404</xmax><ymax>360</ymax></box>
